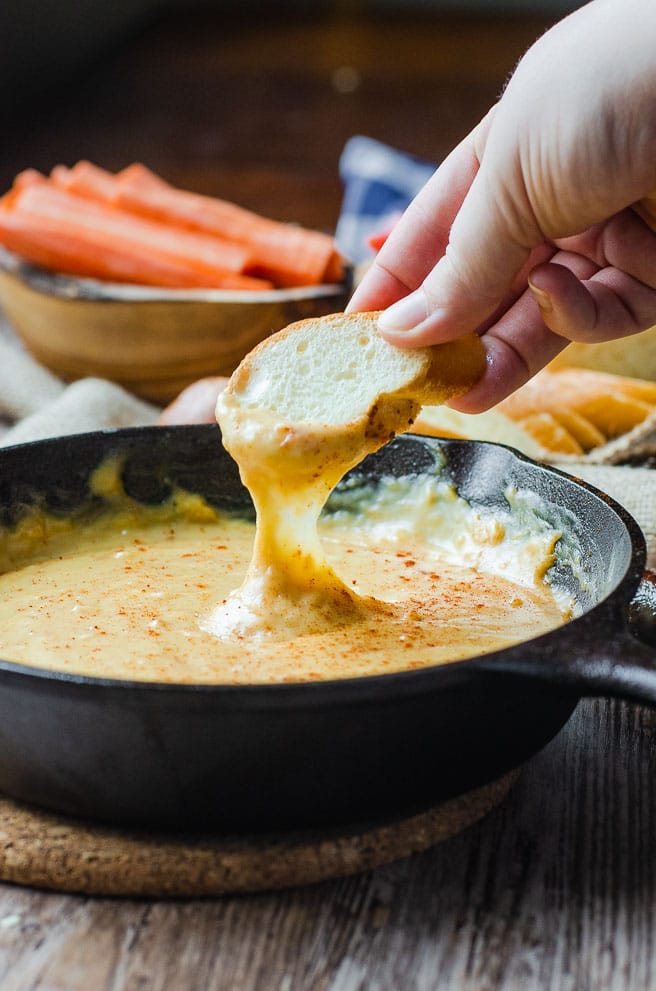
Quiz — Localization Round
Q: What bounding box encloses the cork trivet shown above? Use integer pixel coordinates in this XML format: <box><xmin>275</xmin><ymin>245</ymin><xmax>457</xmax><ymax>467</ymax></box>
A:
<box><xmin>0</xmin><ymin>773</ymin><xmax>517</xmax><ymax>898</ymax></box>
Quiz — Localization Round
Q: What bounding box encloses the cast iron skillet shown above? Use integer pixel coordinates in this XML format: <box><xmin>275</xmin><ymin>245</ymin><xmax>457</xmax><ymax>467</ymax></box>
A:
<box><xmin>0</xmin><ymin>424</ymin><xmax>653</xmax><ymax>833</ymax></box>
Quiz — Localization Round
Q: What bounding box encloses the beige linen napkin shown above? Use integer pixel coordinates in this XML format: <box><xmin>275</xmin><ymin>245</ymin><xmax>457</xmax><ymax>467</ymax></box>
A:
<box><xmin>559</xmin><ymin>463</ymin><xmax>656</xmax><ymax>569</ymax></box>
<box><xmin>0</xmin><ymin>325</ymin><xmax>159</xmax><ymax>445</ymax></box>
<box><xmin>557</xmin><ymin>409</ymin><xmax>656</xmax><ymax>466</ymax></box>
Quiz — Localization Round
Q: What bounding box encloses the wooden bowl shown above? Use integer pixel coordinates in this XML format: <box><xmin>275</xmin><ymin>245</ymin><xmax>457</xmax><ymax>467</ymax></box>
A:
<box><xmin>0</xmin><ymin>248</ymin><xmax>352</xmax><ymax>404</ymax></box>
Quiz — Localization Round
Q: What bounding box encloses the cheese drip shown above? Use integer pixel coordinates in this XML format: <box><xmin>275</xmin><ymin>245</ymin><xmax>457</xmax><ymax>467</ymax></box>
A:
<box><xmin>207</xmin><ymin>389</ymin><xmax>422</xmax><ymax>640</ymax></box>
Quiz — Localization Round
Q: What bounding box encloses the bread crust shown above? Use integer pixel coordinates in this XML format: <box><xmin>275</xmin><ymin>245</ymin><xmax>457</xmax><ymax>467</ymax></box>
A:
<box><xmin>223</xmin><ymin>310</ymin><xmax>485</xmax><ymax>417</ymax></box>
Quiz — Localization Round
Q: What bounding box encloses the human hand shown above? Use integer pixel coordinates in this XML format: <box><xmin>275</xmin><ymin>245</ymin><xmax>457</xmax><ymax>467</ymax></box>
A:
<box><xmin>348</xmin><ymin>0</ymin><xmax>656</xmax><ymax>411</ymax></box>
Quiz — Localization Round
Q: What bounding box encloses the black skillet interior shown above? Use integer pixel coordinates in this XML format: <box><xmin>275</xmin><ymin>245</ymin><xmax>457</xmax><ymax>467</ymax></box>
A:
<box><xmin>0</xmin><ymin>425</ymin><xmax>645</xmax><ymax>832</ymax></box>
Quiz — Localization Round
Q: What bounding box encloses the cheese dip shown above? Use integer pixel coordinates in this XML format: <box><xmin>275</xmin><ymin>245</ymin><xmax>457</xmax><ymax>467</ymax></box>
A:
<box><xmin>0</xmin><ymin>465</ymin><xmax>569</xmax><ymax>684</ymax></box>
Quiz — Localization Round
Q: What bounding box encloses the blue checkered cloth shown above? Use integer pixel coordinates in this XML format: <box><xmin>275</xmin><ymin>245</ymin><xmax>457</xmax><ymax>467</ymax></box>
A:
<box><xmin>335</xmin><ymin>135</ymin><xmax>436</xmax><ymax>264</ymax></box>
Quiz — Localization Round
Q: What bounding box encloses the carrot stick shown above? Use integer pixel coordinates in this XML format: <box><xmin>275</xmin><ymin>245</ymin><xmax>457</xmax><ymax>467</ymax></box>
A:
<box><xmin>10</xmin><ymin>183</ymin><xmax>261</xmax><ymax>280</ymax></box>
<box><xmin>0</xmin><ymin>188</ymin><xmax>273</xmax><ymax>289</ymax></box>
<box><xmin>50</xmin><ymin>161</ymin><xmax>120</xmax><ymax>202</ymax></box>
<box><xmin>13</xmin><ymin>169</ymin><xmax>48</xmax><ymax>192</ymax></box>
<box><xmin>366</xmin><ymin>212</ymin><xmax>401</xmax><ymax>253</ymax></box>
<box><xmin>0</xmin><ymin>169</ymin><xmax>48</xmax><ymax>210</ymax></box>
<box><xmin>0</xmin><ymin>208</ymin><xmax>272</xmax><ymax>290</ymax></box>
<box><xmin>114</xmin><ymin>164</ymin><xmax>343</xmax><ymax>287</ymax></box>
<box><xmin>118</xmin><ymin>162</ymin><xmax>169</xmax><ymax>191</ymax></box>
<box><xmin>3</xmin><ymin>161</ymin><xmax>344</xmax><ymax>289</ymax></box>
<box><xmin>323</xmin><ymin>250</ymin><xmax>346</xmax><ymax>284</ymax></box>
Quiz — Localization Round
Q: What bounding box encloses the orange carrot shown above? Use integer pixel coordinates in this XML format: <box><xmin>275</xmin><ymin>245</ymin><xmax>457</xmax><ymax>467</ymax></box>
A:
<box><xmin>118</xmin><ymin>162</ymin><xmax>169</xmax><ymax>192</ymax></box>
<box><xmin>13</xmin><ymin>169</ymin><xmax>48</xmax><ymax>192</ymax></box>
<box><xmin>367</xmin><ymin>232</ymin><xmax>388</xmax><ymax>252</ymax></box>
<box><xmin>0</xmin><ymin>186</ymin><xmax>272</xmax><ymax>289</ymax></box>
<box><xmin>1</xmin><ymin>161</ymin><xmax>344</xmax><ymax>290</ymax></box>
<box><xmin>113</xmin><ymin>164</ymin><xmax>343</xmax><ymax>287</ymax></box>
<box><xmin>366</xmin><ymin>212</ymin><xmax>401</xmax><ymax>253</ymax></box>
<box><xmin>323</xmin><ymin>250</ymin><xmax>346</xmax><ymax>284</ymax></box>
<box><xmin>0</xmin><ymin>209</ymin><xmax>272</xmax><ymax>290</ymax></box>
<box><xmin>50</xmin><ymin>160</ymin><xmax>120</xmax><ymax>202</ymax></box>
<box><xmin>0</xmin><ymin>169</ymin><xmax>48</xmax><ymax>210</ymax></box>
<box><xmin>10</xmin><ymin>183</ymin><xmax>262</xmax><ymax>279</ymax></box>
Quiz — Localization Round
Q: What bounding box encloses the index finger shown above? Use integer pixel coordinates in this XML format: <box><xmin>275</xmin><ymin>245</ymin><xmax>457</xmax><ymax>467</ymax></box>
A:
<box><xmin>347</xmin><ymin>128</ymin><xmax>483</xmax><ymax>313</ymax></box>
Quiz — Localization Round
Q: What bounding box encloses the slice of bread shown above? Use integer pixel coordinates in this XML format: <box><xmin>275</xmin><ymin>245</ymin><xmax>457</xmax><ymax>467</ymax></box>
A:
<box><xmin>549</xmin><ymin>325</ymin><xmax>656</xmax><ymax>381</ymax></box>
<box><xmin>413</xmin><ymin>365</ymin><xmax>656</xmax><ymax>463</ymax></box>
<box><xmin>499</xmin><ymin>367</ymin><xmax>656</xmax><ymax>438</ymax></box>
<box><xmin>221</xmin><ymin>310</ymin><xmax>485</xmax><ymax>433</ymax></box>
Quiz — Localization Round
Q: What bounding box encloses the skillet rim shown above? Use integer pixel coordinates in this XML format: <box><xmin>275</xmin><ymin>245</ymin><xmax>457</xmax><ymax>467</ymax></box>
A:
<box><xmin>0</xmin><ymin>425</ymin><xmax>644</xmax><ymax>699</ymax></box>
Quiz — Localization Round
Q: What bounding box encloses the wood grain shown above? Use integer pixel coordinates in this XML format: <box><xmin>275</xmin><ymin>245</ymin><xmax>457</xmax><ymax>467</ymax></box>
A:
<box><xmin>0</xmin><ymin>700</ymin><xmax>655</xmax><ymax>990</ymax></box>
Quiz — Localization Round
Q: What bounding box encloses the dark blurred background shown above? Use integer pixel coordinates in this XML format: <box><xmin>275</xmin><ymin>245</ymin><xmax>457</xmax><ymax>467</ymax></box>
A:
<box><xmin>0</xmin><ymin>0</ymin><xmax>583</xmax><ymax>230</ymax></box>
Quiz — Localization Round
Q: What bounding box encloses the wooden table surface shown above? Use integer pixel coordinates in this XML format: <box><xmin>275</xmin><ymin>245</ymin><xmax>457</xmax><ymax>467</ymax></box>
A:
<box><xmin>2</xmin><ymin>6</ymin><xmax>656</xmax><ymax>990</ymax></box>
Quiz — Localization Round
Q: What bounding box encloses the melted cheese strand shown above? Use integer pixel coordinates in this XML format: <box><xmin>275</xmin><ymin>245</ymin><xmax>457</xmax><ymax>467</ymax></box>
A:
<box><xmin>204</xmin><ymin>391</ymin><xmax>417</xmax><ymax>639</ymax></box>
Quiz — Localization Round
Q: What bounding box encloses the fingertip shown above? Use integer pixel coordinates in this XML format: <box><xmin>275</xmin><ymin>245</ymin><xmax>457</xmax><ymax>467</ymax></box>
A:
<box><xmin>527</xmin><ymin>262</ymin><xmax>597</xmax><ymax>342</ymax></box>
<box><xmin>346</xmin><ymin>260</ymin><xmax>413</xmax><ymax>315</ymax></box>
<box><xmin>527</xmin><ymin>275</ymin><xmax>554</xmax><ymax>317</ymax></box>
<box><xmin>376</xmin><ymin>289</ymin><xmax>429</xmax><ymax>334</ymax></box>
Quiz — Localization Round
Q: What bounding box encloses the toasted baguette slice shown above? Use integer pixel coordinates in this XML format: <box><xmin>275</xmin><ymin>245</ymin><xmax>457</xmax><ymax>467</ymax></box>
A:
<box><xmin>222</xmin><ymin>311</ymin><xmax>485</xmax><ymax>431</ymax></box>
<box><xmin>499</xmin><ymin>367</ymin><xmax>656</xmax><ymax>438</ymax></box>
<box><xmin>413</xmin><ymin>365</ymin><xmax>656</xmax><ymax>462</ymax></box>
<box><xmin>549</xmin><ymin>325</ymin><xmax>656</xmax><ymax>381</ymax></box>
<box><xmin>412</xmin><ymin>405</ymin><xmax>550</xmax><ymax>458</ymax></box>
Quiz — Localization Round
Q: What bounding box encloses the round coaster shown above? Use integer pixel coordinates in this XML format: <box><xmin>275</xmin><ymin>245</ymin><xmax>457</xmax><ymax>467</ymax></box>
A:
<box><xmin>0</xmin><ymin>772</ymin><xmax>518</xmax><ymax>897</ymax></box>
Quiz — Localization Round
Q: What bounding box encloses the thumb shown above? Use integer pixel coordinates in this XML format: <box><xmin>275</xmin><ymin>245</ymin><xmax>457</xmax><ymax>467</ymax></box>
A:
<box><xmin>377</xmin><ymin>166</ymin><xmax>535</xmax><ymax>346</ymax></box>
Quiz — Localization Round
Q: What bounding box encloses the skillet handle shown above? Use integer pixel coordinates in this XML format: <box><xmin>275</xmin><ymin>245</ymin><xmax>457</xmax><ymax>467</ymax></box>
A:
<box><xmin>480</xmin><ymin>571</ymin><xmax>656</xmax><ymax>707</ymax></box>
<box><xmin>563</xmin><ymin>571</ymin><xmax>656</xmax><ymax>706</ymax></box>
<box><xmin>627</xmin><ymin>570</ymin><xmax>656</xmax><ymax>648</ymax></box>
<box><xmin>596</xmin><ymin>570</ymin><xmax>656</xmax><ymax>705</ymax></box>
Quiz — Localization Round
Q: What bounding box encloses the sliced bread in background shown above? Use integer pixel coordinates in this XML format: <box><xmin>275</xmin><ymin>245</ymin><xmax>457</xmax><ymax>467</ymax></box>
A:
<box><xmin>414</xmin><ymin>366</ymin><xmax>656</xmax><ymax>465</ymax></box>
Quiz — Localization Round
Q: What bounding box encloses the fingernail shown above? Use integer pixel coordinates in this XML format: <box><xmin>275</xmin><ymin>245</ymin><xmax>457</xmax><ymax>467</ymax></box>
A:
<box><xmin>528</xmin><ymin>279</ymin><xmax>552</xmax><ymax>314</ymax></box>
<box><xmin>378</xmin><ymin>290</ymin><xmax>429</xmax><ymax>333</ymax></box>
